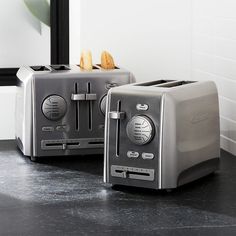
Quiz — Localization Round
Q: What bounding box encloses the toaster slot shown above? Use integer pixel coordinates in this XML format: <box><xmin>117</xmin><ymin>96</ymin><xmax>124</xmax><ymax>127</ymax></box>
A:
<box><xmin>31</xmin><ymin>66</ymin><xmax>49</xmax><ymax>71</ymax></box>
<box><xmin>50</xmin><ymin>65</ymin><xmax>70</xmax><ymax>71</ymax></box>
<box><xmin>111</xmin><ymin>165</ymin><xmax>155</xmax><ymax>181</ymax></box>
<box><xmin>157</xmin><ymin>80</ymin><xmax>196</xmax><ymax>88</ymax></box>
<box><xmin>96</xmin><ymin>64</ymin><xmax>120</xmax><ymax>69</ymax></box>
<box><xmin>135</xmin><ymin>80</ymin><xmax>174</xmax><ymax>86</ymax></box>
<box><xmin>77</xmin><ymin>65</ymin><xmax>99</xmax><ymax>70</ymax></box>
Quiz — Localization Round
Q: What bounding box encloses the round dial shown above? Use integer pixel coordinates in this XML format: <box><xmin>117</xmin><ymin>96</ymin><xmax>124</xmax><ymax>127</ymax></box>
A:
<box><xmin>100</xmin><ymin>95</ymin><xmax>107</xmax><ymax>115</ymax></box>
<box><xmin>126</xmin><ymin>115</ymin><xmax>154</xmax><ymax>145</ymax></box>
<box><xmin>42</xmin><ymin>95</ymin><xmax>67</xmax><ymax>121</ymax></box>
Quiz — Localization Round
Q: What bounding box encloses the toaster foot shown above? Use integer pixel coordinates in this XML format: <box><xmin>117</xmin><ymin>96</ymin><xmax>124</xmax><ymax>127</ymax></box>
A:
<box><xmin>30</xmin><ymin>156</ymin><xmax>37</xmax><ymax>162</ymax></box>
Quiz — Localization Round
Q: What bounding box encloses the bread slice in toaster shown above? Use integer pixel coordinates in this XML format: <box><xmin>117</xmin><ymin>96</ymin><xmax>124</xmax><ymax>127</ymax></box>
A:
<box><xmin>80</xmin><ymin>50</ymin><xmax>93</xmax><ymax>71</ymax></box>
<box><xmin>101</xmin><ymin>51</ymin><xmax>116</xmax><ymax>69</ymax></box>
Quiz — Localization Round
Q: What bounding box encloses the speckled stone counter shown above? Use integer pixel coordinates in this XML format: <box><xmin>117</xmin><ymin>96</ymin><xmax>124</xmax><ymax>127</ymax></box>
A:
<box><xmin>0</xmin><ymin>140</ymin><xmax>235</xmax><ymax>235</ymax></box>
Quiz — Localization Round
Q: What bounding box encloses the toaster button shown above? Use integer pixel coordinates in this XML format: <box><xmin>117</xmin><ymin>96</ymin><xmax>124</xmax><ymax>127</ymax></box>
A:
<box><xmin>127</xmin><ymin>151</ymin><xmax>139</xmax><ymax>158</ymax></box>
<box><xmin>56</xmin><ymin>125</ymin><xmax>67</xmax><ymax>132</ymax></box>
<box><xmin>136</xmin><ymin>104</ymin><xmax>149</xmax><ymax>111</ymax></box>
<box><xmin>42</xmin><ymin>126</ymin><xmax>54</xmax><ymax>132</ymax></box>
<box><xmin>142</xmin><ymin>153</ymin><xmax>154</xmax><ymax>160</ymax></box>
<box><xmin>106</xmin><ymin>83</ymin><xmax>118</xmax><ymax>89</ymax></box>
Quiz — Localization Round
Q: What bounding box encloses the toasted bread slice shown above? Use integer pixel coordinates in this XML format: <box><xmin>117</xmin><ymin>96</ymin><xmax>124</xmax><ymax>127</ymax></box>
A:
<box><xmin>80</xmin><ymin>50</ymin><xmax>93</xmax><ymax>70</ymax></box>
<box><xmin>101</xmin><ymin>51</ymin><xmax>115</xmax><ymax>69</ymax></box>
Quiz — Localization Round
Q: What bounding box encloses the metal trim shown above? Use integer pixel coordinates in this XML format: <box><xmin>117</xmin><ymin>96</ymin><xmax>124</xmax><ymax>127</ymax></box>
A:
<box><xmin>158</xmin><ymin>94</ymin><xmax>165</xmax><ymax>189</ymax></box>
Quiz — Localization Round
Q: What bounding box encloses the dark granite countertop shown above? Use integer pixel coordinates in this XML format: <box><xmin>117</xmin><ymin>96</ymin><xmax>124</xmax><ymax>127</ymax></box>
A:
<box><xmin>0</xmin><ymin>140</ymin><xmax>236</xmax><ymax>235</ymax></box>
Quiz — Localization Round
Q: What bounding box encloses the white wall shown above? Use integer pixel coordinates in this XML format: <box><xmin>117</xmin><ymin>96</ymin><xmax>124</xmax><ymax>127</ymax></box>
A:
<box><xmin>0</xmin><ymin>0</ymin><xmax>50</xmax><ymax>67</ymax></box>
<box><xmin>69</xmin><ymin>0</ymin><xmax>81</xmax><ymax>64</ymax></box>
<box><xmin>191</xmin><ymin>0</ymin><xmax>236</xmax><ymax>155</ymax></box>
<box><xmin>80</xmin><ymin>0</ymin><xmax>192</xmax><ymax>81</ymax></box>
<box><xmin>0</xmin><ymin>0</ymin><xmax>50</xmax><ymax>139</ymax></box>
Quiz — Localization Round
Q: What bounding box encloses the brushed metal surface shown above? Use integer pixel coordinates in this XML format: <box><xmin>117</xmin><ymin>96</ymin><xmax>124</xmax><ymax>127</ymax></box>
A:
<box><xmin>15</xmin><ymin>65</ymin><xmax>135</xmax><ymax>159</ymax></box>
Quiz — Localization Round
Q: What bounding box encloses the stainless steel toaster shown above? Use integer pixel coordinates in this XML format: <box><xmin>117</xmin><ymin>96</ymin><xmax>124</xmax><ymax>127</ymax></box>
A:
<box><xmin>15</xmin><ymin>64</ymin><xmax>135</xmax><ymax>161</ymax></box>
<box><xmin>104</xmin><ymin>79</ymin><xmax>220</xmax><ymax>190</ymax></box>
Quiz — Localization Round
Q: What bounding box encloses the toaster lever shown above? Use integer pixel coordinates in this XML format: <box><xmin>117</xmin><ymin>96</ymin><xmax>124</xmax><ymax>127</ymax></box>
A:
<box><xmin>71</xmin><ymin>93</ymin><xmax>97</xmax><ymax>101</ymax></box>
<box><xmin>108</xmin><ymin>111</ymin><xmax>125</xmax><ymax>120</ymax></box>
<box><xmin>122</xmin><ymin>171</ymin><xmax>127</xmax><ymax>178</ymax></box>
<box><xmin>71</xmin><ymin>93</ymin><xmax>86</xmax><ymax>101</ymax></box>
<box><xmin>86</xmin><ymin>93</ymin><xmax>97</xmax><ymax>101</ymax></box>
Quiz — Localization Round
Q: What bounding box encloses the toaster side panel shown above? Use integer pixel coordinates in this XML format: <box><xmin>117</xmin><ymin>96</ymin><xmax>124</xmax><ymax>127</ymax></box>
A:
<box><xmin>15</xmin><ymin>67</ymin><xmax>34</xmax><ymax>156</ymax></box>
<box><xmin>161</xmin><ymin>81</ymin><xmax>220</xmax><ymax>189</ymax></box>
<box><xmin>105</xmin><ymin>88</ymin><xmax>162</xmax><ymax>189</ymax></box>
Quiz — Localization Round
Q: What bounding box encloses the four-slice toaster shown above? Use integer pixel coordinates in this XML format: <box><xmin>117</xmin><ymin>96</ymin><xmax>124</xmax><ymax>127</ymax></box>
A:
<box><xmin>104</xmin><ymin>80</ymin><xmax>220</xmax><ymax>189</ymax></box>
<box><xmin>15</xmin><ymin>64</ymin><xmax>135</xmax><ymax>161</ymax></box>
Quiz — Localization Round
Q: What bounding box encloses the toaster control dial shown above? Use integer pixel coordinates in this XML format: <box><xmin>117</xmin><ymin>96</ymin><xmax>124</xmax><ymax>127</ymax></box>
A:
<box><xmin>126</xmin><ymin>115</ymin><xmax>154</xmax><ymax>145</ymax></box>
<box><xmin>42</xmin><ymin>95</ymin><xmax>67</xmax><ymax>121</ymax></box>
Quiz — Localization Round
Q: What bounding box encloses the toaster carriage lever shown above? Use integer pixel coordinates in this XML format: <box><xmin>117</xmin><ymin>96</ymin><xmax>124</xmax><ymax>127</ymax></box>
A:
<box><xmin>86</xmin><ymin>93</ymin><xmax>97</xmax><ymax>101</ymax></box>
<box><xmin>108</xmin><ymin>101</ymin><xmax>124</xmax><ymax>156</ymax></box>
<box><xmin>71</xmin><ymin>94</ymin><xmax>86</xmax><ymax>101</ymax></box>
<box><xmin>71</xmin><ymin>93</ymin><xmax>97</xmax><ymax>101</ymax></box>
<box><xmin>62</xmin><ymin>143</ymin><xmax>67</xmax><ymax>150</ymax></box>
<box><xmin>108</xmin><ymin>111</ymin><xmax>125</xmax><ymax>120</ymax></box>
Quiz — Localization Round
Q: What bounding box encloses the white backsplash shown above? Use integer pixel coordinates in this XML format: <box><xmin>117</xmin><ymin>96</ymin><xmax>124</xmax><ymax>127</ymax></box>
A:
<box><xmin>192</xmin><ymin>0</ymin><xmax>236</xmax><ymax>155</ymax></box>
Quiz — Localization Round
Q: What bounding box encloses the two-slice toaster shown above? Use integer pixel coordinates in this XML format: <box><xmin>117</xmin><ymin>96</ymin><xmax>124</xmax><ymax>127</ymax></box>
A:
<box><xmin>15</xmin><ymin>64</ymin><xmax>135</xmax><ymax>161</ymax></box>
<box><xmin>104</xmin><ymin>80</ymin><xmax>220</xmax><ymax>189</ymax></box>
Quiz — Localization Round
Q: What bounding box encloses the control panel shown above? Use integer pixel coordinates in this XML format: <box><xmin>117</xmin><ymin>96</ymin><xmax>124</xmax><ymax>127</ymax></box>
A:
<box><xmin>126</xmin><ymin>115</ymin><xmax>154</xmax><ymax>145</ymax></box>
